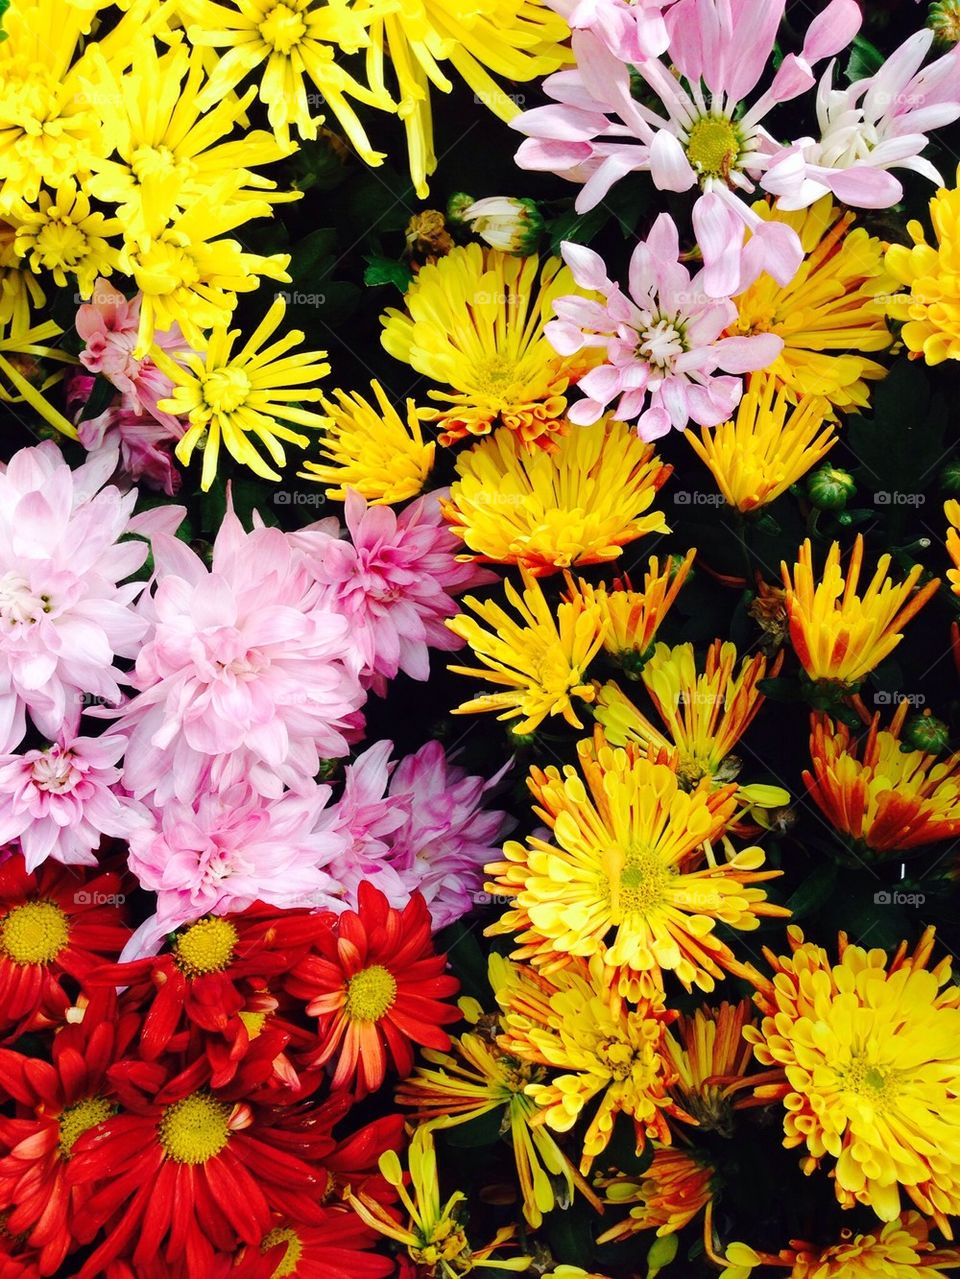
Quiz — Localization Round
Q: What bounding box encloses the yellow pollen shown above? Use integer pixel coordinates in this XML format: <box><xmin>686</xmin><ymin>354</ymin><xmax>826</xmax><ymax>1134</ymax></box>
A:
<box><xmin>58</xmin><ymin>1096</ymin><xmax>115</xmax><ymax>1158</ymax></box>
<box><xmin>172</xmin><ymin>917</ymin><xmax>238</xmax><ymax>977</ymax></box>
<box><xmin>685</xmin><ymin>116</ymin><xmax>741</xmax><ymax>180</ymax></box>
<box><xmin>595</xmin><ymin>1036</ymin><xmax>637</xmax><ymax>1080</ymax></box>
<box><xmin>202</xmin><ymin>366</ymin><xmax>252</xmax><ymax>415</ymax></box>
<box><xmin>344</xmin><ymin>964</ymin><xmax>398</xmax><ymax>1022</ymax></box>
<box><xmin>259</xmin><ymin>2</ymin><xmax>307</xmax><ymax>53</ymax></box>
<box><xmin>842</xmin><ymin>1055</ymin><xmax>901</xmax><ymax>1108</ymax></box>
<box><xmin>472</xmin><ymin>355</ymin><xmax>523</xmax><ymax>399</ymax></box>
<box><xmin>0</xmin><ymin>900</ymin><xmax>70</xmax><ymax>965</ymax></box>
<box><xmin>262</xmin><ymin>1225</ymin><xmax>304</xmax><ymax>1277</ymax></box>
<box><xmin>158</xmin><ymin>1091</ymin><xmax>231</xmax><ymax>1164</ymax></box>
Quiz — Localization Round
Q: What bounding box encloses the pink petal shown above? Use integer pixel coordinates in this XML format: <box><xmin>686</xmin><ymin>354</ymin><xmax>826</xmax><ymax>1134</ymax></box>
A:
<box><xmin>649</xmin><ymin>130</ymin><xmax>696</xmax><ymax>192</ymax></box>
<box><xmin>802</xmin><ymin>0</ymin><xmax>861</xmax><ymax>63</ymax></box>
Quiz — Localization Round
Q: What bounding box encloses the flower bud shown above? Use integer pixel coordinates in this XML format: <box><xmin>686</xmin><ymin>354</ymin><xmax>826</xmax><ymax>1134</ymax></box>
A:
<box><xmin>903</xmin><ymin>709</ymin><xmax>950</xmax><ymax>754</ymax></box>
<box><xmin>807</xmin><ymin>464</ymin><xmax>856</xmax><ymax>512</ymax></box>
<box><xmin>446</xmin><ymin>192</ymin><xmax>476</xmax><ymax>226</ymax></box>
<box><xmin>461</xmin><ymin>197</ymin><xmax>544</xmax><ymax>256</ymax></box>
<box><xmin>929</xmin><ymin>0</ymin><xmax>960</xmax><ymax>46</ymax></box>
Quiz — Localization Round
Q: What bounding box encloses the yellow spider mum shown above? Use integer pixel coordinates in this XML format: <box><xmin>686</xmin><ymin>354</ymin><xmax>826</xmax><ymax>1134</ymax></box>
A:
<box><xmin>946</xmin><ymin>499</ymin><xmax>960</xmax><ymax>595</ymax></box>
<box><xmin>593</xmin><ymin>640</ymin><xmax>784</xmax><ymax>795</ymax></box>
<box><xmin>490</xmin><ymin>952</ymin><xmax>688</xmax><ymax>1172</ymax></box>
<box><xmin>781</xmin><ymin>536</ymin><xmax>940</xmax><ymax>690</ymax></box>
<box><xmin>182</xmin><ymin>0</ymin><xmax>391</xmax><ymax>162</ymax></box>
<box><xmin>485</xmin><ymin>730</ymin><xmax>787</xmax><ymax>996</ymax></box>
<box><xmin>745</xmin><ymin>926</ymin><xmax>960</xmax><ymax>1232</ymax></box>
<box><xmin>0</xmin><ymin>315</ymin><xmax>79</xmax><ymax>439</ymax></box>
<box><xmin>153</xmin><ymin>295</ymin><xmax>329</xmax><ymax>490</ymax></box>
<box><xmin>13</xmin><ymin>182</ymin><xmax>121</xmax><ymax>297</ymax></box>
<box><xmin>299</xmin><ymin>380</ymin><xmax>435</xmax><ymax>505</ymax></box>
<box><xmin>348</xmin><ymin>1125</ymin><xmax>531</xmax><ymax>1279</ymax></box>
<box><xmin>687</xmin><ymin>374</ymin><xmax>836</xmax><ymax>512</ymax></box>
<box><xmin>803</xmin><ymin>705</ymin><xmax>960</xmax><ymax>853</ymax></box>
<box><xmin>886</xmin><ymin>168</ymin><xmax>960</xmax><ymax>364</ymax></box>
<box><xmin>732</xmin><ymin>197</ymin><xmax>898</xmax><ymax>413</ymax></box>
<box><xmin>441</xmin><ymin>418</ymin><xmax>671</xmax><ymax>576</ymax></box>
<box><xmin>446</xmin><ymin>565</ymin><xmax>606</xmax><ymax>735</ymax></box>
<box><xmin>382</xmin><ymin>245</ymin><xmax>593</xmax><ymax>449</ymax></box>
<box><xmin>595</xmin><ymin>1148</ymin><xmax>715</xmax><ymax>1243</ymax></box>
<box><xmin>663</xmin><ymin>1000</ymin><xmax>756</xmax><ymax>1135</ymax></box>
<box><xmin>564</xmin><ymin>550</ymin><xmax>696</xmax><ymax>671</ymax></box>
<box><xmin>357</xmin><ymin>0</ymin><xmax>571</xmax><ymax>198</ymax></box>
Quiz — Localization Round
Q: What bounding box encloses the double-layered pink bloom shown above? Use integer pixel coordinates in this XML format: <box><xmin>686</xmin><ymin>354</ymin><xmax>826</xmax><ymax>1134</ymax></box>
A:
<box><xmin>547</xmin><ymin>215</ymin><xmax>782</xmax><ymax>438</ymax></box>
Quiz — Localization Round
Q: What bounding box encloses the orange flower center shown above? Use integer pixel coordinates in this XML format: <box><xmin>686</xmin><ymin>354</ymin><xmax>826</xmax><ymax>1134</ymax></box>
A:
<box><xmin>344</xmin><ymin>964</ymin><xmax>397</xmax><ymax>1022</ymax></box>
<box><xmin>158</xmin><ymin>1091</ymin><xmax>231</xmax><ymax>1164</ymax></box>
<box><xmin>0</xmin><ymin>900</ymin><xmax>70</xmax><ymax>965</ymax></box>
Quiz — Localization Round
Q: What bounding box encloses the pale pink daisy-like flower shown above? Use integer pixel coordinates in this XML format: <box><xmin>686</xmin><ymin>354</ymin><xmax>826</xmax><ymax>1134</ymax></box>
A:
<box><xmin>763</xmin><ymin>28</ymin><xmax>960</xmax><ymax>210</ymax></box>
<box><xmin>0</xmin><ymin>442</ymin><xmax>167</xmax><ymax>752</ymax></box>
<box><xmin>117</xmin><ymin>502</ymin><xmax>367</xmax><ymax>806</ymax></box>
<box><xmin>0</xmin><ymin>733</ymin><xmax>148</xmax><ymax>872</ymax></box>
<box><xmin>545</xmin><ymin>0</ymin><xmax>678</xmax><ymax>62</ymax></box>
<box><xmin>513</xmin><ymin>0</ymin><xmax>861</xmax><ymax>294</ymax></box>
<box><xmin>546</xmin><ymin>216</ymin><xmax>782</xmax><ymax>438</ymax></box>
<box><xmin>294</xmin><ymin>490</ymin><xmax>497</xmax><ymax>697</ymax></box>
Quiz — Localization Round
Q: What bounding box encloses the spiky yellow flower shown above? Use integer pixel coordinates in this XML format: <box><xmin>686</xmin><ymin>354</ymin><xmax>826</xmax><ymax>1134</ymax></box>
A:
<box><xmin>0</xmin><ymin>316</ymin><xmax>79</xmax><ymax>439</ymax></box>
<box><xmin>564</xmin><ymin>550</ymin><xmax>696</xmax><ymax>671</ymax></box>
<box><xmin>348</xmin><ymin>1125</ymin><xmax>531</xmax><ymax>1278</ymax></box>
<box><xmin>441</xmin><ymin>418</ymin><xmax>671</xmax><ymax>576</ymax></box>
<box><xmin>781</xmin><ymin>536</ymin><xmax>940</xmax><ymax>690</ymax></box>
<box><xmin>382</xmin><ymin>245</ymin><xmax>593</xmax><ymax>449</ymax></box>
<box><xmin>299</xmin><ymin>380</ymin><xmax>436</xmax><ymax>505</ymax></box>
<box><xmin>732</xmin><ymin>198</ymin><xmax>898</xmax><ymax>412</ymax></box>
<box><xmin>485</xmin><ymin>730</ymin><xmax>787</xmax><ymax>996</ymax></box>
<box><xmin>663</xmin><ymin>1000</ymin><xmax>756</xmax><ymax>1136</ymax></box>
<box><xmin>446</xmin><ymin>566</ymin><xmax>606</xmax><ymax>734</ymax></box>
<box><xmin>13</xmin><ymin>182</ymin><xmax>121</xmax><ymax>297</ymax></box>
<box><xmin>358</xmin><ymin>0</ymin><xmax>571</xmax><ymax>198</ymax></box>
<box><xmin>804</xmin><ymin>705</ymin><xmax>960</xmax><ymax>853</ymax></box>
<box><xmin>946</xmin><ymin>499</ymin><xmax>960</xmax><ymax>595</ymax></box>
<box><xmin>596</xmin><ymin>1148</ymin><xmax>714</xmax><ymax>1243</ymax></box>
<box><xmin>490</xmin><ymin>952</ymin><xmax>688</xmax><ymax>1172</ymax></box>
<box><xmin>886</xmin><ymin>169</ymin><xmax>960</xmax><ymax>364</ymax></box>
<box><xmin>687</xmin><ymin>374</ymin><xmax>835</xmax><ymax>512</ymax></box>
<box><xmin>594</xmin><ymin>640</ymin><xmax>784</xmax><ymax>797</ymax></box>
<box><xmin>745</xmin><ymin>926</ymin><xmax>960</xmax><ymax>1232</ymax></box>
<box><xmin>153</xmin><ymin>295</ymin><xmax>328</xmax><ymax>490</ymax></box>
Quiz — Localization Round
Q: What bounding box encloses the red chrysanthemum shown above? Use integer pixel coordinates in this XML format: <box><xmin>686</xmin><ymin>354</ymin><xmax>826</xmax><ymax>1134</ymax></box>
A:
<box><xmin>0</xmin><ymin>990</ymin><xmax>138</xmax><ymax>1276</ymax></box>
<box><xmin>0</xmin><ymin>853</ymin><xmax>130</xmax><ymax>1041</ymax></box>
<box><xmin>285</xmin><ymin>883</ymin><xmax>460</xmax><ymax>1097</ymax></box>
<box><xmin>236</xmin><ymin>1208</ymin><xmax>395</xmax><ymax>1279</ymax></box>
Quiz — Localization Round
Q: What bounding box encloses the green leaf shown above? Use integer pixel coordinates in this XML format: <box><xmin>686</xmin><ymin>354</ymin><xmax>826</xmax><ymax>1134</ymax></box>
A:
<box><xmin>77</xmin><ymin>375</ymin><xmax>115</xmax><ymax>422</ymax></box>
<box><xmin>844</xmin><ymin>35</ymin><xmax>884</xmax><ymax>83</ymax></box>
<box><xmin>363</xmin><ymin>255</ymin><xmax>414</xmax><ymax>293</ymax></box>
<box><xmin>548</xmin><ymin>203</ymin><xmax>610</xmax><ymax>254</ymax></box>
<box><xmin>288</xmin><ymin>227</ymin><xmax>338</xmax><ymax>279</ymax></box>
<box><xmin>785</xmin><ymin>863</ymin><xmax>838</xmax><ymax>921</ymax></box>
<box><xmin>544</xmin><ymin>1207</ymin><xmax>597</xmax><ymax>1271</ymax></box>
<box><xmin>437</xmin><ymin>919</ymin><xmax>491</xmax><ymax>1004</ymax></box>
<box><xmin>442</xmin><ymin>1107</ymin><xmax>505</xmax><ymax>1148</ymax></box>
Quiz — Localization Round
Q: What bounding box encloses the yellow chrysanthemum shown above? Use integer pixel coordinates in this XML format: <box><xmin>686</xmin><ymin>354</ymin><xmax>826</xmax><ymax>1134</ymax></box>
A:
<box><xmin>441</xmin><ymin>418</ymin><xmax>671</xmax><ymax>575</ymax></box>
<box><xmin>13</xmin><ymin>182</ymin><xmax>121</xmax><ymax>297</ymax></box>
<box><xmin>182</xmin><ymin>0</ymin><xmax>391</xmax><ymax>162</ymax></box>
<box><xmin>732</xmin><ymin>198</ymin><xmax>898</xmax><ymax>413</ymax></box>
<box><xmin>446</xmin><ymin>565</ymin><xmax>606</xmax><ymax>735</ymax></box>
<box><xmin>663</xmin><ymin>1000</ymin><xmax>756</xmax><ymax>1136</ymax></box>
<box><xmin>396</xmin><ymin>1025</ymin><xmax>583</xmax><ymax>1229</ymax></box>
<box><xmin>490</xmin><ymin>952</ymin><xmax>687</xmax><ymax>1172</ymax></box>
<box><xmin>781</xmin><ymin>536</ymin><xmax>940</xmax><ymax>690</ymax></box>
<box><xmin>299</xmin><ymin>379</ymin><xmax>435</xmax><ymax>505</ymax></box>
<box><xmin>595</xmin><ymin>1148</ymin><xmax>714</xmax><ymax>1243</ymax></box>
<box><xmin>0</xmin><ymin>215</ymin><xmax>44</xmax><ymax>334</ymax></box>
<box><xmin>745</xmin><ymin>926</ymin><xmax>960</xmax><ymax>1232</ymax></box>
<box><xmin>886</xmin><ymin>169</ymin><xmax>960</xmax><ymax>364</ymax></box>
<box><xmin>485</xmin><ymin>730</ymin><xmax>787</xmax><ymax>996</ymax></box>
<box><xmin>564</xmin><ymin>550</ymin><xmax>696</xmax><ymax>671</ymax></box>
<box><xmin>594</xmin><ymin>640</ymin><xmax>784</xmax><ymax>798</ymax></box>
<box><xmin>946</xmin><ymin>499</ymin><xmax>960</xmax><ymax>595</ymax></box>
<box><xmin>153</xmin><ymin>295</ymin><xmax>328</xmax><ymax>490</ymax></box>
<box><xmin>382</xmin><ymin>245</ymin><xmax>593</xmax><ymax>449</ymax></box>
<box><xmin>804</xmin><ymin>705</ymin><xmax>960</xmax><ymax>853</ymax></box>
<box><xmin>687</xmin><ymin>374</ymin><xmax>836</xmax><ymax>512</ymax></box>
<box><xmin>357</xmin><ymin>0</ymin><xmax>571</xmax><ymax>197</ymax></box>
<box><xmin>348</xmin><ymin>1125</ymin><xmax>531</xmax><ymax>1279</ymax></box>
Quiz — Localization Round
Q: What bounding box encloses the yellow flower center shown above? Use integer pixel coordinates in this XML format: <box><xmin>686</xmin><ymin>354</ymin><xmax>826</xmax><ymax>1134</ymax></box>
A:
<box><xmin>259</xmin><ymin>2</ymin><xmax>307</xmax><ymax>53</ymax></box>
<box><xmin>344</xmin><ymin>964</ymin><xmax>398</xmax><ymax>1022</ymax></box>
<box><xmin>158</xmin><ymin>1091</ymin><xmax>231</xmax><ymax>1164</ymax></box>
<box><xmin>411</xmin><ymin>1217</ymin><xmax>472</xmax><ymax>1269</ymax></box>
<box><xmin>472</xmin><ymin>355</ymin><xmax>524</xmax><ymax>398</ymax></box>
<box><xmin>261</xmin><ymin>1225</ymin><xmax>304</xmax><ymax>1277</ymax></box>
<box><xmin>201</xmin><ymin>366</ymin><xmax>252</xmax><ymax>415</ymax></box>
<box><xmin>172</xmin><ymin>917</ymin><xmax>238</xmax><ymax>977</ymax></box>
<box><xmin>32</xmin><ymin>220</ymin><xmax>90</xmax><ymax>271</ymax></box>
<box><xmin>58</xmin><ymin>1096</ymin><xmax>116</xmax><ymax>1158</ymax></box>
<box><xmin>0</xmin><ymin>900</ymin><xmax>70</xmax><ymax>965</ymax></box>
<box><xmin>595</xmin><ymin>1036</ymin><xmax>638</xmax><ymax>1080</ymax></box>
<box><xmin>132</xmin><ymin>238</ymin><xmax>200</xmax><ymax>296</ymax></box>
<box><xmin>130</xmin><ymin>143</ymin><xmax>181</xmax><ymax>184</ymax></box>
<box><xmin>685</xmin><ymin>116</ymin><xmax>741</xmax><ymax>181</ymax></box>
<box><xmin>606</xmin><ymin>848</ymin><xmax>671</xmax><ymax>921</ymax></box>
<box><xmin>842</xmin><ymin>1055</ymin><xmax>902</xmax><ymax>1109</ymax></box>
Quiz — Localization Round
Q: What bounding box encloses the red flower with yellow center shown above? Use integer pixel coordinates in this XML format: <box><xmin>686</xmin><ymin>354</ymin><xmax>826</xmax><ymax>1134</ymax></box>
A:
<box><xmin>235</xmin><ymin>1209</ymin><xmax>394</xmax><ymax>1279</ymax></box>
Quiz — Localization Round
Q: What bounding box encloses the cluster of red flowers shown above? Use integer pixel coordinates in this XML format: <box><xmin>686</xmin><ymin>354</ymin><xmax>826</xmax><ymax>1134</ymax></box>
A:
<box><xmin>0</xmin><ymin>854</ymin><xmax>459</xmax><ymax>1278</ymax></box>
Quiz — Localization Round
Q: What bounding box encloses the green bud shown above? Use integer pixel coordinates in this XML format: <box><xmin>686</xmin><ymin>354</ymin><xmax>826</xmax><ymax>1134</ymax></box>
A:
<box><xmin>807</xmin><ymin>464</ymin><xmax>856</xmax><ymax>512</ymax></box>
<box><xmin>928</xmin><ymin>0</ymin><xmax>960</xmax><ymax>46</ymax></box>
<box><xmin>646</xmin><ymin>1232</ymin><xmax>679</xmax><ymax>1278</ymax></box>
<box><xmin>903</xmin><ymin>710</ymin><xmax>951</xmax><ymax>754</ymax></box>
<box><xmin>940</xmin><ymin>460</ymin><xmax>960</xmax><ymax>494</ymax></box>
<box><xmin>507</xmin><ymin>724</ymin><xmax>537</xmax><ymax>749</ymax></box>
<box><xmin>446</xmin><ymin>192</ymin><xmax>476</xmax><ymax>226</ymax></box>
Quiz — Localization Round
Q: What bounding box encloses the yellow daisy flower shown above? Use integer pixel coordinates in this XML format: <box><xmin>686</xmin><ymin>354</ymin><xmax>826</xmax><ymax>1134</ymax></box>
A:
<box><xmin>687</xmin><ymin>374</ymin><xmax>836</xmax><ymax>512</ymax></box>
<box><xmin>382</xmin><ymin>245</ymin><xmax>593</xmax><ymax>449</ymax></box>
<box><xmin>886</xmin><ymin>168</ymin><xmax>960</xmax><ymax>364</ymax></box>
<box><xmin>490</xmin><ymin>952</ymin><xmax>687</xmax><ymax>1172</ymax></box>
<box><xmin>484</xmin><ymin>730</ymin><xmax>787</xmax><ymax>996</ymax></box>
<box><xmin>732</xmin><ymin>197</ymin><xmax>898</xmax><ymax>413</ymax></box>
<box><xmin>595</xmin><ymin>1148</ymin><xmax>715</xmax><ymax>1243</ymax></box>
<box><xmin>446</xmin><ymin>565</ymin><xmax>607</xmax><ymax>735</ymax></box>
<box><xmin>441</xmin><ymin>418</ymin><xmax>670</xmax><ymax>576</ymax></box>
<box><xmin>663</xmin><ymin>1000</ymin><xmax>756</xmax><ymax>1135</ymax></box>
<box><xmin>153</xmin><ymin>294</ymin><xmax>329</xmax><ymax>490</ymax></box>
<box><xmin>745</xmin><ymin>926</ymin><xmax>960</xmax><ymax>1232</ymax></box>
<box><xmin>13</xmin><ymin>182</ymin><xmax>121</xmax><ymax>297</ymax></box>
<box><xmin>299</xmin><ymin>379</ymin><xmax>435</xmax><ymax>505</ymax></box>
<box><xmin>781</xmin><ymin>536</ymin><xmax>940</xmax><ymax>690</ymax></box>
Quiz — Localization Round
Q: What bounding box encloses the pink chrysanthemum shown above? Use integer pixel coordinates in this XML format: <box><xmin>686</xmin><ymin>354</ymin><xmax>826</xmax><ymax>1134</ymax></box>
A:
<box><xmin>77</xmin><ymin>402</ymin><xmax>185</xmax><ymax>497</ymax></box>
<box><xmin>0</xmin><ymin>734</ymin><xmax>146</xmax><ymax>872</ymax></box>
<box><xmin>547</xmin><ymin>216</ymin><xmax>782</xmax><ymax>438</ymax></box>
<box><xmin>545</xmin><ymin>0</ymin><xmax>678</xmax><ymax>61</ymax></box>
<box><xmin>117</xmin><ymin>503</ymin><xmax>366</xmax><ymax>806</ymax></box>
